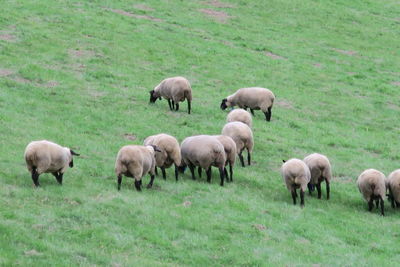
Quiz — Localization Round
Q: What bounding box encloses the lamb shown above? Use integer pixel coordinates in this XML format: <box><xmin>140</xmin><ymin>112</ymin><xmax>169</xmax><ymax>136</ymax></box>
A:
<box><xmin>226</xmin><ymin>109</ymin><xmax>252</xmax><ymax>128</ymax></box>
<box><xmin>357</xmin><ymin>169</ymin><xmax>386</xmax><ymax>216</ymax></box>
<box><xmin>149</xmin><ymin>76</ymin><xmax>192</xmax><ymax>114</ymax></box>
<box><xmin>386</xmin><ymin>169</ymin><xmax>400</xmax><ymax>208</ymax></box>
<box><xmin>24</xmin><ymin>140</ymin><xmax>80</xmax><ymax>187</ymax></box>
<box><xmin>115</xmin><ymin>145</ymin><xmax>161</xmax><ymax>191</ymax></box>
<box><xmin>221</xmin><ymin>122</ymin><xmax>253</xmax><ymax>167</ymax></box>
<box><xmin>213</xmin><ymin>135</ymin><xmax>236</xmax><ymax>182</ymax></box>
<box><xmin>143</xmin><ymin>133</ymin><xmax>181</xmax><ymax>181</ymax></box>
<box><xmin>220</xmin><ymin>87</ymin><xmax>275</xmax><ymax>121</ymax></box>
<box><xmin>281</xmin><ymin>159</ymin><xmax>311</xmax><ymax>207</ymax></box>
<box><xmin>303</xmin><ymin>153</ymin><xmax>332</xmax><ymax>199</ymax></box>
<box><xmin>180</xmin><ymin>135</ymin><xmax>226</xmax><ymax>186</ymax></box>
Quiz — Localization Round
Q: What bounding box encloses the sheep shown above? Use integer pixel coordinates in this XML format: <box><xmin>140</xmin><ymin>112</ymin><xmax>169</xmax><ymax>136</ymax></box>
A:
<box><xmin>24</xmin><ymin>140</ymin><xmax>80</xmax><ymax>187</ymax></box>
<box><xmin>143</xmin><ymin>133</ymin><xmax>181</xmax><ymax>181</ymax></box>
<box><xmin>180</xmin><ymin>135</ymin><xmax>226</xmax><ymax>186</ymax></box>
<box><xmin>221</xmin><ymin>121</ymin><xmax>253</xmax><ymax>167</ymax></box>
<box><xmin>357</xmin><ymin>169</ymin><xmax>386</xmax><ymax>216</ymax></box>
<box><xmin>281</xmin><ymin>159</ymin><xmax>311</xmax><ymax>207</ymax></box>
<box><xmin>386</xmin><ymin>169</ymin><xmax>400</xmax><ymax>208</ymax></box>
<box><xmin>303</xmin><ymin>153</ymin><xmax>332</xmax><ymax>199</ymax></box>
<box><xmin>226</xmin><ymin>109</ymin><xmax>252</xmax><ymax>128</ymax></box>
<box><xmin>149</xmin><ymin>76</ymin><xmax>192</xmax><ymax>114</ymax></box>
<box><xmin>115</xmin><ymin>145</ymin><xmax>161</xmax><ymax>191</ymax></box>
<box><xmin>220</xmin><ymin>87</ymin><xmax>275</xmax><ymax>121</ymax></box>
<box><xmin>211</xmin><ymin>135</ymin><xmax>236</xmax><ymax>182</ymax></box>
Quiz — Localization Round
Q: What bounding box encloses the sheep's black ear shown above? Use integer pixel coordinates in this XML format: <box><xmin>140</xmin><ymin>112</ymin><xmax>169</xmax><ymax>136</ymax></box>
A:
<box><xmin>282</xmin><ymin>159</ymin><xmax>286</xmax><ymax>163</ymax></box>
<box><xmin>70</xmin><ymin>149</ymin><xmax>80</xmax><ymax>156</ymax></box>
<box><xmin>151</xmin><ymin>145</ymin><xmax>162</xmax><ymax>152</ymax></box>
<box><xmin>69</xmin><ymin>159</ymin><xmax>74</xmax><ymax>168</ymax></box>
<box><xmin>220</xmin><ymin>98</ymin><xmax>228</xmax><ymax>110</ymax></box>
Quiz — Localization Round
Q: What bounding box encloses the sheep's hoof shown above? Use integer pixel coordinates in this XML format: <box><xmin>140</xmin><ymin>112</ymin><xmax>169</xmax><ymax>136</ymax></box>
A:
<box><xmin>146</xmin><ymin>184</ymin><xmax>153</xmax><ymax>189</ymax></box>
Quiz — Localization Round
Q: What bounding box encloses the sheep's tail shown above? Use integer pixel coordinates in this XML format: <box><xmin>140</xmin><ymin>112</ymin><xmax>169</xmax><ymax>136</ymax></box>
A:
<box><xmin>185</xmin><ymin>88</ymin><xmax>192</xmax><ymax>101</ymax></box>
<box><xmin>170</xmin><ymin>146</ymin><xmax>182</xmax><ymax>167</ymax></box>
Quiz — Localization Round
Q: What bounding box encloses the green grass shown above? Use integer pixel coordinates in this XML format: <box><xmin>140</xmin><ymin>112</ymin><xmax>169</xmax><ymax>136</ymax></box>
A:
<box><xmin>1</xmin><ymin>0</ymin><xmax>400</xmax><ymax>265</ymax></box>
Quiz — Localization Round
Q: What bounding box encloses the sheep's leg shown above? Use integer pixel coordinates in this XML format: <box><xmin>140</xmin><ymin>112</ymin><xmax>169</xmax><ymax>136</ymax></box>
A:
<box><xmin>31</xmin><ymin>167</ymin><xmax>40</xmax><ymax>187</ymax></box>
<box><xmin>167</xmin><ymin>99</ymin><xmax>173</xmax><ymax>110</ymax></box>
<box><xmin>219</xmin><ymin>167</ymin><xmax>224</xmax><ymax>186</ymax></box>
<box><xmin>375</xmin><ymin>199</ymin><xmax>380</xmax><ymax>208</ymax></box>
<box><xmin>224</xmin><ymin>167</ymin><xmax>228</xmax><ymax>182</ymax></box>
<box><xmin>307</xmin><ymin>183</ymin><xmax>313</xmax><ymax>195</ymax></box>
<box><xmin>175</xmin><ymin>103</ymin><xmax>179</xmax><ymax>111</ymax></box>
<box><xmin>188</xmin><ymin>164</ymin><xmax>196</xmax><ymax>180</ymax></box>
<box><xmin>380</xmin><ymin>197</ymin><xmax>385</xmax><ymax>216</ymax></box>
<box><xmin>198</xmin><ymin>167</ymin><xmax>202</xmax><ymax>178</ymax></box>
<box><xmin>56</xmin><ymin>173</ymin><xmax>63</xmax><ymax>185</ymax></box>
<box><xmin>229</xmin><ymin>162</ymin><xmax>233</xmax><ymax>182</ymax></box>
<box><xmin>171</xmin><ymin>100</ymin><xmax>175</xmax><ymax>110</ymax></box>
<box><xmin>154</xmin><ymin>167</ymin><xmax>158</xmax><ymax>176</ymax></box>
<box><xmin>161</xmin><ymin>167</ymin><xmax>166</xmax><ymax>180</ymax></box>
<box><xmin>247</xmin><ymin>148</ymin><xmax>251</xmax><ymax>165</ymax></box>
<box><xmin>326</xmin><ymin>180</ymin><xmax>330</xmax><ymax>200</ymax></box>
<box><xmin>300</xmin><ymin>189</ymin><xmax>305</xmax><ymax>207</ymax></box>
<box><xmin>187</xmin><ymin>100</ymin><xmax>191</xmax><ymax>114</ymax></box>
<box><xmin>368</xmin><ymin>199</ymin><xmax>374</xmax><ymax>211</ymax></box>
<box><xmin>206</xmin><ymin>167</ymin><xmax>212</xmax><ymax>183</ymax></box>
<box><xmin>264</xmin><ymin>107</ymin><xmax>272</xmax><ymax>121</ymax></box>
<box><xmin>239</xmin><ymin>152</ymin><xmax>245</xmax><ymax>167</ymax></box>
<box><xmin>291</xmin><ymin>189</ymin><xmax>297</xmax><ymax>205</ymax></box>
<box><xmin>147</xmin><ymin>174</ymin><xmax>155</xmax><ymax>189</ymax></box>
<box><xmin>117</xmin><ymin>174</ymin><xmax>122</xmax><ymax>190</ymax></box>
<box><xmin>134</xmin><ymin>179</ymin><xmax>142</xmax><ymax>191</ymax></box>
<box><xmin>316</xmin><ymin>183</ymin><xmax>322</xmax><ymax>199</ymax></box>
<box><xmin>388</xmin><ymin>187</ymin><xmax>395</xmax><ymax>208</ymax></box>
<box><xmin>250</xmin><ymin>109</ymin><xmax>255</xmax><ymax>116</ymax></box>
<box><xmin>174</xmin><ymin>164</ymin><xmax>179</xmax><ymax>181</ymax></box>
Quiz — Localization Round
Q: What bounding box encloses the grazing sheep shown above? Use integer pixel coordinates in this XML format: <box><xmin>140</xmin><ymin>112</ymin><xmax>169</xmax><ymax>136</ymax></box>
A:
<box><xmin>387</xmin><ymin>169</ymin><xmax>400</xmax><ymax>208</ymax></box>
<box><xmin>281</xmin><ymin>159</ymin><xmax>311</xmax><ymax>207</ymax></box>
<box><xmin>357</xmin><ymin>169</ymin><xmax>386</xmax><ymax>216</ymax></box>
<box><xmin>221</xmin><ymin>122</ymin><xmax>253</xmax><ymax>167</ymax></box>
<box><xmin>180</xmin><ymin>135</ymin><xmax>226</xmax><ymax>186</ymax></box>
<box><xmin>143</xmin><ymin>133</ymin><xmax>181</xmax><ymax>181</ymax></box>
<box><xmin>226</xmin><ymin>109</ymin><xmax>252</xmax><ymax>128</ymax></box>
<box><xmin>24</xmin><ymin>140</ymin><xmax>80</xmax><ymax>187</ymax></box>
<box><xmin>149</xmin><ymin>76</ymin><xmax>192</xmax><ymax>114</ymax></box>
<box><xmin>213</xmin><ymin>135</ymin><xmax>237</xmax><ymax>182</ymax></box>
<box><xmin>303</xmin><ymin>153</ymin><xmax>332</xmax><ymax>199</ymax></box>
<box><xmin>220</xmin><ymin>87</ymin><xmax>275</xmax><ymax>121</ymax></box>
<box><xmin>115</xmin><ymin>145</ymin><xmax>161</xmax><ymax>191</ymax></box>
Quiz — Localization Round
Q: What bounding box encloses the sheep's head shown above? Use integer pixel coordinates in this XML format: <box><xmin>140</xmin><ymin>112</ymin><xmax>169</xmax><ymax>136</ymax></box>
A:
<box><xmin>149</xmin><ymin>90</ymin><xmax>161</xmax><ymax>103</ymax></box>
<box><xmin>177</xmin><ymin>161</ymin><xmax>187</xmax><ymax>173</ymax></box>
<box><xmin>146</xmin><ymin>145</ymin><xmax>162</xmax><ymax>155</ymax></box>
<box><xmin>69</xmin><ymin>149</ymin><xmax>80</xmax><ymax>168</ymax></box>
<box><xmin>220</xmin><ymin>98</ymin><xmax>229</xmax><ymax>110</ymax></box>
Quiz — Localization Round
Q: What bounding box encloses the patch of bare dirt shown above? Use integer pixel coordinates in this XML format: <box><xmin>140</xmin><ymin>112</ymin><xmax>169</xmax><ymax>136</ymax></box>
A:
<box><xmin>296</xmin><ymin>238</ymin><xmax>311</xmax><ymax>244</ymax></box>
<box><xmin>0</xmin><ymin>33</ymin><xmax>17</xmax><ymax>42</ymax></box>
<box><xmin>24</xmin><ymin>249</ymin><xmax>43</xmax><ymax>256</ymax></box>
<box><xmin>13</xmin><ymin>76</ymin><xmax>30</xmax><ymax>84</ymax></box>
<box><xmin>199</xmin><ymin>9</ymin><xmax>231</xmax><ymax>23</ymax></box>
<box><xmin>133</xmin><ymin>4</ymin><xmax>154</xmax><ymax>11</ymax></box>
<box><xmin>107</xmin><ymin>8</ymin><xmax>163</xmax><ymax>22</ymax></box>
<box><xmin>332</xmin><ymin>48</ymin><xmax>357</xmax><ymax>56</ymax></box>
<box><xmin>123</xmin><ymin>133</ymin><xmax>136</xmax><ymax>141</ymax></box>
<box><xmin>183</xmin><ymin>201</ymin><xmax>192</xmax><ymax>207</ymax></box>
<box><xmin>202</xmin><ymin>0</ymin><xmax>235</xmax><ymax>8</ymax></box>
<box><xmin>313</xmin><ymin>63</ymin><xmax>323</xmax><ymax>68</ymax></box>
<box><xmin>265</xmin><ymin>51</ymin><xmax>285</xmax><ymax>60</ymax></box>
<box><xmin>391</xmin><ymin>81</ymin><xmax>400</xmax><ymax>86</ymax></box>
<box><xmin>44</xmin><ymin>81</ymin><xmax>59</xmax><ymax>88</ymax></box>
<box><xmin>276</xmin><ymin>99</ymin><xmax>293</xmax><ymax>109</ymax></box>
<box><xmin>0</xmin><ymin>69</ymin><xmax>14</xmax><ymax>76</ymax></box>
<box><xmin>253</xmin><ymin>224</ymin><xmax>267</xmax><ymax>231</ymax></box>
<box><xmin>69</xmin><ymin>49</ymin><xmax>96</xmax><ymax>59</ymax></box>
<box><xmin>387</xmin><ymin>102</ymin><xmax>400</xmax><ymax>110</ymax></box>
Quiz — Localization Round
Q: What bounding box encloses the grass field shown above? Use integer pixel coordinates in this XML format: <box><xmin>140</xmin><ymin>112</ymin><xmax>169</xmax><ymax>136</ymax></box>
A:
<box><xmin>1</xmin><ymin>0</ymin><xmax>400</xmax><ymax>265</ymax></box>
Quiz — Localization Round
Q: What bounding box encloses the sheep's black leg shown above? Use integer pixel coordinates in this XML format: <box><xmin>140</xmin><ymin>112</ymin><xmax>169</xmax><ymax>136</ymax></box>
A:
<box><xmin>326</xmin><ymin>180</ymin><xmax>330</xmax><ymax>200</ymax></box>
<box><xmin>117</xmin><ymin>174</ymin><xmax>122</xmax><ymax>190</ymax></box>
<box><xmin>264</xmin><ymin>107</ymin><xmax>272</xmax><ymax>121</ymax></box>
<box><xmin>388</xmin><ymin>186</ymin><xmax>395</xmax><ymax>208</ymax></box>
<box><xmin>307</xmin><ymin>183</ymin><xmax>313</xmax><ymax>195</ymax></box>
<box><xmin>250</xmin><ymin>109</ymin><xmax>255</xmax><ymax>116</ymax></box>
<box><xmin>229</xmin><ymin>162</ymin><xmax>233</xmax><ymax>182</ymax></box>
<box><xmin>206</xmin><ymin>167</ymin><xmax>212</xmax><ymax>183</ymax></box>
<box><xmin>174</xmin><ymin>164</ymin><xmax>179</xmax><ymax>181</ymax></box>
<box><xmin>198</xmin><ymin>167</ymin><xmax>202</xmax><ymax>178</ymax></box>
<box><xmin>167</xmin><ymin>99</ymin><xmax>173</xmax><ymax>110</ymax></box>
<box><xmin>247</xmin><ymin>149</ymin><xmax>251</xmax><ymax>166</ymax></box>
<box><xmin>134</xmin><ymin>180</ymin><xmax>142</xmax><ymax>191</ymax></box>
<box><xmin>161</xmin><ymin>167</ymin><xmax>166</xmax><ymax>180</ymax></box>
<box><xmin>380</xmin><ymin>197</ymin><xmax>385</xmax><ymax>216</ymax></box>
<box><xmin>291</xmin><ymin>189</ymin><xmax>297</xmax><ymax>205</ymax></box>
<box><xmin>219</xmin><ymin>167</ymin><xmax>224</xmax><ymax>186</ymax></box>
<box><xmin>188</xmin><ymin>164</ymin><xmax>196</xmax><ymax>180</ymax></box>
<box><xmin>175</xmin><ymin>103</ymin><xmax>179</xmax><ymax>111</ymax></box>
<box><xmin>375</xmin><ymin>199</ymin><xmax>380</xmax><ymax>208</ymax></box>
<box><xmin>368</xmin><ymin>199</ymin><xmax>374</xmax><ymax>211</ymax></box>
<box><xmin>187</xmin><ymin>100</ymin><xmax>191</xmax><ymax>114</ymax></box>
<box><xmin>171</xmin><ymin>100</ymin><xmax>175</xmax><ymax>110</ymax></box>
<box><xmin>316</xmin><ymin>183</ymin><xmax>322</xmax><ymax>199</ymax></box>
<box><xmin>155</xmin><ymin>167</ymin><xmax>158</xmax><ymax>176</ymax></box>
<box><xmin>147</xmin><ymin>174</ymin><xmax>155</xmax><ymax>189</ymax></box>
<box><xmin>56</xmin><ymin>173</ymin><xmax>63</xmax><ymax>185</ymax></box>
<box><xmin>31</xmin><ymin>167</ymin><xmax>40</xmax><ymax>187</ymax></box>
<box><xmin>300</xmin><ymin>189</ymin><xmax>305</xmax><ymax>207</ymax></box>
<box><xmin>224</xmin><ymin>167</ymin><xmax>228</xmax><ymax>182</ymax></box>
<box><xmin>239</xmin><ymin>152</ymin><xmax>245</xmax><ymax>167</ymax></box>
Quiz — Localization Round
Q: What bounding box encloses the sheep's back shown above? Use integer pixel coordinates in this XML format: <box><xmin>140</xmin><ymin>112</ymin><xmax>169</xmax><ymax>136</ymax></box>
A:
<box><xmin>357</xmin><ymin>169</ymin><xmax>386</xmax><ymax>200</ymax></box>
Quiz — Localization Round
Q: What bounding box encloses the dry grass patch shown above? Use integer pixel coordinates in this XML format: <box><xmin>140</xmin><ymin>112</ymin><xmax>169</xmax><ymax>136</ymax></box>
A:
<box><xmin>265</xmin><ymin>51</ymin><xmax>285</xmax><ymax>60</ymax></box>
<box><xmin>202</xmin><ymin>0</ymin><xmax>235</xmax><ymax>8</ymax></box>
<box><xmin>199</xmin><ymin>9</ymin><xmax>231</xmax><ymax>23</ymax></box>
<box><xmin>107</xmin><ymin>8</ymin><xmax>163</xmax><ymax>22</ymax></box>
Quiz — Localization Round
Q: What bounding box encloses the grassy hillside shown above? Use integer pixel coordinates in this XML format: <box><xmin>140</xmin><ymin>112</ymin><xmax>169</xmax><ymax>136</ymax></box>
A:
<box><xmin>1</xmin><ymin>0</ymin><xmax>399</xmax><ymax>265</ymax></box>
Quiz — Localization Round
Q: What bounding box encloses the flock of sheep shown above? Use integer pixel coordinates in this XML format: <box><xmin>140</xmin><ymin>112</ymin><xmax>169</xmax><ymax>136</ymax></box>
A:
<box><xmin>24</xmin><ymin>76</ymin><xmax>399</xmax><ymax>216</ymax></box>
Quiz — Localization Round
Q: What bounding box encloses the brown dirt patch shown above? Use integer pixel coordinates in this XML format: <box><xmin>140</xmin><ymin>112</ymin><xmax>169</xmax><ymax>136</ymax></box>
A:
<box><xmin>275</xmin><ymin>99</ymin><xmax>294</xmax><ymax>109</ymax></box>
<box><xmin>199</xmin><ymin>9</ymin><xmax>231</xmax><ymax>23</ymax></box>
<box><xmin>13</xmin><ymin>76</ymin><xmax>31</xmax><ymax>84</ymax></box>
<box><xmin>107</xmin><ymin>8</ymin><xmax>162</xmax><ymax>22</ymax></box>
<box><xmin>24</xmin><ymin>249</ymin><xmax>43</xmax><ymax>256</ymax></box>
<box><xmin>183</xmin><ymin>201</ymin><xmax>192</xmax><ymax>207</ymax></box>
<box><xmin>123</xmin><ymin>133</ymin><xmax>137</xmax><ymax>141</ymax></box>
<box><xmin>387</xmin><ymin>102</ymin><xmax>400</xmax><ymax>110</ymax></box>
<box><xmin>133</xmin><ymin>4</ymin><xmax>154</xmax><ymax>11</ymax></box>
<box><xmin>44</xmin><ymin>81</ymin><xmax>59</xmax><ymax>88</ymax></box>
<box><xmin>391</xmin><ymin>81</ymin><xmax>400</xmax><ymax>86</ymax></box>
<box><xmin>313</xmin><ymin>63</ymin><xmax>323</xmax><ymax>68</ymax></box>
<box><xmin>265</xmin><ymin>51</ymin><xmax>285</xmax><ymax>60</ymax></box>
<box><xmin>332</xmin><ymin>48</ymin><xmax>357</xmax><ymax>56</ymax></box>
<box><xmin>0</xmin><ymin>33</ymin><xmax>17</xmax><ymax>42</ymax></box>
<box><xmin>69</xmin><ymin>49</ymin><xmax>96</xmax><ymax>59</ymax></box>
<box><xmin>0</xmin><ymin>69</ymin><xmax>14</xmax><ymax>76</ymax></box>
<box><xmin>253</xmin><ymin>224</ymin><xmax>267</xmax><ymax>231</ymax></box>
<box><xmin>202</xmin><ymin>0</ymin><xmax>235</xmax><ymax>8</ymax></box>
